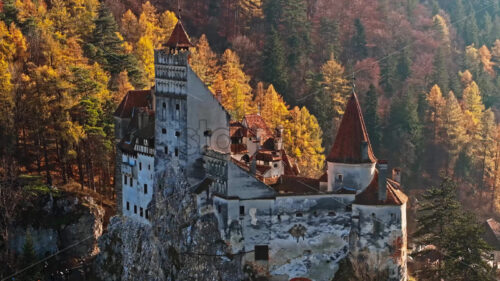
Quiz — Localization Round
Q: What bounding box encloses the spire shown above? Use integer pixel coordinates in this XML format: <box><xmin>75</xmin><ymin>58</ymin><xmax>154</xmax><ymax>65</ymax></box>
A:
<box><xmin>326</xmin><ymin>92</ymin><xmax>377</xmax><ymax>164</ymax></box>
<box><xmin>164</xmin><ymin>20</ymin><xmax>194</xmax><ymax>50</ymax></box>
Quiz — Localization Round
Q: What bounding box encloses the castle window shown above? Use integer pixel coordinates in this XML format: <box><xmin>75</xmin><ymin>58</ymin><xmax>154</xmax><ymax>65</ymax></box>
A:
<box><xmin>175</xmin><ymin>104</ymin><xmax>180</xmax><ymax>119</ymax></box>
<box><xmin>296</xmin><ymin>212</ymin><xmax>303</xmax><ymax>217</ymax></box>
<box><xmin>144</xmin><ymin>184</ymin><xmax>148</xmax><ymax>194</ymax></box>
<box><xmin>162</xmin><ymin>102</ymin><xmax>166</xmax><ymax>108</ymax></box>
<box><xmin>162</xmin><ymin>103</ymin><xmax>166</xmax><ymax>120</ymax></box>
<box><xmin>124</xmin><ymin>175</ymin><xmax>127</xmax><ymax>185</ymax></box>
<box><xmin>218</xmin><ymin>205</ymin><xmax>221</xmax><ymax>213</ymax></box>
<box><xmin>176</xmin><ymin>103</ymin><xmax>180</xmax><ymax>110</ymax></box>
<box><xmin>134</xmin><ymin>205</ymin><xmax>137</xmax><ymax>214</ymax></box>
<box><xmin>254</xmin><ymin>245</ymin><xmax>269</xmax><ymax>261</ymax></box>
<box><xmin>328</xmin><ymin>211</ymin><xmax>336</xmax><ymax>216</ymax></box>
<box><xmin>126</xmin><ymin>201</ymin><xmax>130</xmax><ymax>211</ymax></box>
<box><xmin>273</xmin><ymin>163</ymin><xmax>278</xmax><ymax>168</ymax></box>
<box><xmin>277</xmin><ymin>214</ymin><xmax>281</xmax><ymax>221</ymax></box>
<box><xmin>145</xmin><ymin>210</ymin><xmax>149</xmax><ymax>219</ymax></box>
<box><xmin>140</xmin><ymin>207</ymin><xmax>143</xmax><ymax>217</ymax></box>
<box><xmin>336</xmin><ymin>174</ymin><xmax>343</xmax><ymax>182</ymax></box>
<box><xmin>139</xmin><ymin>162</ymin><xmax>142</xmax><ymax>171</ymax></box>
<box><xmin>164</xmin><ymin>146</ymin><xmax>168</xmax><ymax>154</ymax></box>
<box><xmin>345</xmin><ymin>204</ymin><xmax>352</xmax><ymax>212</ymax></box>
<box><xmin>162</xmin><ymin>128</ymin><xmax>167</xmax><ymax>134</ymax></box>
<box><xmin>175</xmin><ymin>148</ymin><xmax>179</xmax><ymax>157</ymax></box>
<box><xmin>130</xmin><ymin>178</ymin><xmax>133</xmax><ymax>187</ymax></box>
<box><xmin>148</xmin><ymin>164</ymin><xmax>151</xmax><ymax>170</ymax></box>
<box><xmin>175</xmin><ymin>131</ymin><xmax>180</xmax><ymax>137</ymax></box>
<box><xmin>239</xmin><ymin>206</ymin><xmax>245</xmax><ymax>216</ymax></box>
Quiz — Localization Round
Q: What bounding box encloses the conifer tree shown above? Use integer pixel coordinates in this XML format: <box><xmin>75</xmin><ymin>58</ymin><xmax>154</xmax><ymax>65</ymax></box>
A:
<box><xmin>263</xmin><ymin>27</ymin><xmax>288</xmax><ymax>98</ymax></box>
<box><xmin>284</xmin><ymin>106</ymin><xmax>324</xmax><ymax>177</ymax></box>
<box><xmin>256</xmin><ymin>84</ymin><xmax>290</xmax><ymax>129</ymax></box>
<box><xmin>442</xmin><ymin>91</ymin><xmax>467</xmax><ymax>173</ymax></box>
<box><xmin>396</xmin><ymin>49</ymin><xmax>411</xmax><ymax>81</ymax></box>
<box><xmin>432</xmin><ymin>47</ymin><xmax>450</xmax><ymax>93</ymax></box>
<box><xmin>426</xmin><ymin>84</ymin><xmax>445</xmax><ymax>142</ymax></box>
<box><xmin>19</xmin><ymin>232</ymin><xmax>42</xmax><ymax>281</ymax></box>
<box><xmin>364</xmin><ymin>84</ymin><xmax>380</xmax><ymax>153</ymax></box>
<box><xmin>462</xmin><ymin>81</ymin><xmax>484</xmax><ymax>126</ymax></box>
<box><xmin>190</xmin><ymin>34</ymin><xmax>218</xmax><ymax>88</ymax></box>
<box><xmin>320</xmin><ymin>54</ymin><xmax>350</xmax><ymax>130</ymax></box>
<box><xmin>351</xmin><ymin>18</ymin><xmax>368</xmax><ymax>60</ymax></box>
<box><xmin>464</xmin><ymin>4</ymin><xmax>479</xmax><ymax>46</ymax></box>
<box><xmin>478</xmin><ymin>109</ymin><xmax>497</xmax><ymax>189</ymax></box>
<box><xmin>121</xmin><ymin>9</ymin><xmax>140</xmax><ymax>42</ymax></box>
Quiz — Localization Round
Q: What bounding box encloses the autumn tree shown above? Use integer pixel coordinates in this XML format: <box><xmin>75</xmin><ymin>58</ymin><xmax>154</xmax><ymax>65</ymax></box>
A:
<box><xmin>441</xmin><ymin>91</ymin><xmax>467</xmax><ymax>173</ymax></box>
<box><xmin>426</xmin><ymin>84</ymin><xmax>445</xmax><ymax>142</ymax></box>
<box><xmin>284</xmin><ymin>106</ymin><xmax>325</xmax><ymax>177</ymax></box>
<box><xmin>255</xmin><ymin>84</ymin><xmax>289</xmax><ymax>129</ymax></box>
<box><xmin>190</xmin><ymin>34</ymin><xmax>218</xmax><ymax>88</ymax></box>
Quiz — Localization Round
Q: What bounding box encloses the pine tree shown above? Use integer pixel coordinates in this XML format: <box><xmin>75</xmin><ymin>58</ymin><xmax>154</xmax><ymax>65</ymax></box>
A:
<box><xmin>380</xmin><ymin>55</ymin><xmax>396</xmax><ymax>94</ymax></box>
<box><xmin>462</xmin><ymin>81</ymin><xmax>484</xmax><ymax>126</ymax></box>
<box><xmin>414</xmin><ymin>178</ymin><xmax>461</xmax><ymax>280</ymax></box>
<box><xmin>320</xmin><ymin>54</ymin><xmax>350</xmax><ymax>130</ymax></box>
<box><xmin>442</xmin><ymin>91</ymin><xmax>467</xmax><ymax>173</ymax></box>
<box><xmin>396</xmin><ymin>49</ymin><xmax>411</xmax><ymax>81</ymax></box>
<box><xmin>432</xmin><ymin>46</ymin><xmax>450</xmax><ymax>93</ymax></box>
<box><xmin>263</xmin><ymin>27</ymin><xmax>288</xmax><ymax>98</ymax></box>
<box><xmin>426</xmin><ymin>84</ymin><xmax>445</xmax><ymax>142</ymax></box>
<box><xmin>284</xmin><ymin>106</ymin><xmax>324</xmax><ymax>177</ymax></box>
<box><xmin>465</xmin><ymin>45</ymin><xmax>481</xmax><ymax>78</ymax></box>
<box><xmin>256</xmin><ymin>84</ymin><xmax>290</xmax><ymax>129</ymax></box>
<box><xmin>351</xmin><ymin>18</ymin><xmax>368</xmax><ymax>60</ymax></box>
<box><xmin>85</xmin><ymin>5</ymin><xmax>145</xmax><ymax>88</ymax></box>
<box><xmin>190</xmin><ymin>34</ymin><xmax>218</xmax><ymax>88</ymax></box>
<box><xmin>478</xmin><ymin>109</ymin><xmax>497</xmax><ymax>189</ymax></box>
<box><xmin>19</xmin><ymin>232</ymin><xmax>42</xmax><ymax>281</ymax></box>
<box><xmin>363</xmin><ymin>84</ymin><xmax>380</xmax><ymax>153</ymax></box>
<box><xmin>464</xmin><ymin>6</ymin><xmax>480</xmax><ymax>47</ymax></box>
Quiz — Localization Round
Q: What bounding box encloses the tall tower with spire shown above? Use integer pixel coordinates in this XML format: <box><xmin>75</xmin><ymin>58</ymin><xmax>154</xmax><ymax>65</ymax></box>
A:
<box><xmin>153</xmin><ymin>20</ymin><xmax>193</xmax><ymax>186</ymax></box>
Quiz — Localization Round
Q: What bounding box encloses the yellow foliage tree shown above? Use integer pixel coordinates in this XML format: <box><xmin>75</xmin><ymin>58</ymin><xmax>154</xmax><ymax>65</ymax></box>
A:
<box><xmin>121</xmin><ymin>9</ymin><xmax>140</xmax><ymax>42</ymax></box>
<box><xmin>442</xmin><ymin>91</ymin><xmax>467</xmax><ymax>173</ymax></box>
<box><xmin>256</xmin><ymin>84</ymin><xmax>290</xmax><ymax>129</ymax></box>
<box><xmin>426</xmin><ymin>84</ymin><xmax>445</xmax><ymax>141</ymax></box>
<box><xmin>320</xmin><ymin>54</ymin><xmax>350</xmax><ymax>129</ymax></box>
<box><xmin>135</xmin><ymin>35</ymin><xmax>155</xmax><ymax>85</ymax></box>
<box><xmin>478</xmin><ymin>45</ymin><xmax>495</xmax><ymax>76</ymax></box>
<box><xmin>462</xmin><ymin>81</ymin><xmax>484</xmax><ymax>126</ymax></box>
<box><xmin>190</xmin><ymin>34</ymin><xmax>218</xmax><ymax>87</ymax></box>
<box><xmin>284</xmin><ymin>106</ymin><xmax>325</xmax><ymax>177</ymax></box>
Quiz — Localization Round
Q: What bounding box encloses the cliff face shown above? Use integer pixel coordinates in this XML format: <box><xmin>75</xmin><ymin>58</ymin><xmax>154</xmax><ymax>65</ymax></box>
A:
<box><xmin>93</xmin><ymin>166</ymin><xmax>243</xmax><ymax>281</ymax></box>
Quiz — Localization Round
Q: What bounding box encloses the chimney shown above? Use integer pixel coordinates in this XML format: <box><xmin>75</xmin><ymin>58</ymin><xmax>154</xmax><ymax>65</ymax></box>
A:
<box><xmin>392</xmin><ymin>168</ymin><xmax>401</xmax><ymax>183</ymax></box>
<box><xmin>250</xmin><ymin>153</ymin><xmax>257</xmax><ymax>175</ymax></box>
<box><xmin>274</xmin><ymin>125</ymin><xmax>284</xmax><ymax>150</ymax></box>
<box><xmin>377</xmin><ymin>160</ymin><xmax>388</xmax><ymax>202</ymax></box>
<box><xmin>360</xmin><ymin>141</ymin><xmax>368</xmax><ymax>162</ymax></box>
<box><xmin>216</xmin><ymin>90</ymin><xmax>222</xmax><ymax>103</ymax></box>
<box><xmin>256</xmin><ymin>128</ymin><xmax>263</xmax><ymax>144</ymax></box>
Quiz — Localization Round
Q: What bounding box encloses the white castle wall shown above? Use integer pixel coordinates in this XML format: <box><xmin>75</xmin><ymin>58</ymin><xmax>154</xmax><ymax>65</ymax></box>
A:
<box><xmin>350</xmin><ymin>203</ymin><xmax>407</xmax><ymax>281</ymax></box>
<box><xmin>121</xmin><ymin>153</ymin><xmax>154</xmax><ymax>224</ymax></box>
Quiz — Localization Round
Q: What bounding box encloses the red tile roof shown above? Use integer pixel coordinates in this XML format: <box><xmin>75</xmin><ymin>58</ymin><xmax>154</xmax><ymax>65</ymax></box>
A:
<box><xmin>114</xmin><ymin>90</ymin><xmax>151</xmax><ymax>118</ymax></box>
<box><xmin>272</xmin><ymin>175</ymin><xmax>320</xmax><ymax>194</ymax></box>
<box><xmin>327</xmin><ymin>92</ymin><xmax>377</xmax><ymax>164</ymax></box>
<box><xmin>164</xmin><ymin>21</ymin><xmax>194</xmax><ymax>49</ymax></box>
<box><xmin>353</xmin><ymin>171</ymin><xmax>408</xmax><ymax>205</ymax></box>
<box><xmin>242</xmin><ymin>114</ymin><xmax>274</xmax><ymax>141</ymax></box>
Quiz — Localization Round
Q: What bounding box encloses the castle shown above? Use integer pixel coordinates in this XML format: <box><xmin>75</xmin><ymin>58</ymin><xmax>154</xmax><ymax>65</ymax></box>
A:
<box><xmin>113</xmin><ymin>21</ymin><xmax>408</xmax><ymax>281</ymax></box>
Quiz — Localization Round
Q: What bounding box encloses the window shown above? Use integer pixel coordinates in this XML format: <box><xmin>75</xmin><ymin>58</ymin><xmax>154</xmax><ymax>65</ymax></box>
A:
<box><xmin>124</xmin><ymin>175</ymin><xmax>127</xmax><ymax>185</ymax></box>
<box><xmin>140</xmin><ymin>207</ymin><xmax>143</xmax><ymax>217</ymax></box>
<box><xmin>126</xmin><ymin>201</ymin><xmax>130</xmax><ymax>211</ymax></box>
<box><xmin>337</xmin><ymin>174</ymin><xmax>343</xmax><ymax>182</ymax></box>
<box><xmin>277</xmin><ymin>214</ymin><xmax>281</xmax><ymax>221</ymax></box>
<box><xmin>273</xmin><ymin>163</ymin><xmax>278</xmax><ymax>168</ymax></box>
<box><xmin>239</xmin><ymin>206</ymin><xmax>245</xmax><ymax>216</ymax></box>
<box><xmin>139</xmin><ymin>162</ymin><xmax>142</xmax><ymax>170</ymax></box>
<box><xmin>144</xmin><ymin>139</ymin><xmax>148</xmax><ymax>146</ymax></box>
<box><xmin>175</xmin><ymin>104</ymin><xmax>180</xmax><ymax>110</ymax></box>
<box><xmin>145</xmin><ymin>210</ymin><xmax>149</xmax><ymax>219</ymax></box>
<box><xmin>148</xmin><ymin>164</ymin><xmax>151</xmax><ymax>170</ymax></box>
<box><xmin>162</xmin><ymin>128</ymin><xmax>166</xmax><ymax>134</ymax></box>
<box><xmin>254</xmin><ymin>245</ymin><xmax>269</xmax><ymax>261</ymax></box>
<box><xmin>296</xmin><ymin>212</ymin><xmax>303</xmax><ymax>217</ymax></box>
<box><xmin>130</xmin><ymin>178</ymin><xmax>133</xmax><ymax>187</ymax></box>
<box><xmin>175</xmin><ymin>148</ymin><xmax>179</xmax><ymax>157</ymax></box>
<box><xmin>162</xmin><ymin>102</ymin><xmax>166</xmax><ymax>108</ymax></box>
<box><xmin>328</xmin><ymin>211</ymin><xmax>336</xmax><ymax>216</ymax></box>
<box><xmin>345</xmin><ymin>204</ymin><xmax>352</xmax><ymax>212</ymax></box>
<box><xmin>175</xmin><ymin>131</ymin><xmax>180</xmax><ymax>137</ymax></box>
<box><xmin>144</xmin><ymin>184</ymin><xmax>148</xmax><ymax>194</ymax></box>
<box><xmin>134</xmin><ymin>205</ymin><xmax>137</xmax><ymax>214</ymax></box>
<box><xmin>164</xmin><ymin>146</ymin><xmax>168</xmax><ymax>154</ymax></box>
<box><xmin>218</xmin><ymin>205</ymin><xmax>221</xmax><ymax>213</ymax></box>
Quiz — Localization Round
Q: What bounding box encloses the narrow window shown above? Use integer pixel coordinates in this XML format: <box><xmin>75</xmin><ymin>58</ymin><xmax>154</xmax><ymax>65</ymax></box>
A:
<box><xmin>164</xmin><ymin>146</ymin><xmax>168</xmax><ymax>154</ymax></box>
<box><xmin>140</xmin><ymin>207</ymin><xmax>143</xmax><ymax>217</ymax></box>
<box><xmin>175</xmin><ymin>148</ymin><xmax>179</xmax><ymax>157</ymax></box>
<box><xmin>239</xmin><ymin>206</ymin><xmax>245</xmax><ymax>216</ymax></box>
<box><xmin>124</xmin><ymin>175</ymin><xmax>127</xmax><ymax>185</ymax></box>
<box><xmin>148</xmin><ymin>164</ymin><xmax>151</xmax><ymax>170</ymax></box>
<box><xmin>254</xmin><ymin>245</ymin><xmax>269</xmax><ymax>261</ymax></box>
<box><xmin>130</xmin><ymin>178</ymin><xmax>133</xmax><ymax>187</ymax></box>
<box><xmin>126</xmin><ymin>201</ymin><xmax>130</xmax><ymax>211</ymax></box>
<box><xmin>134</xmin><ymin>205</ymin><xmax>137</xmax><ymax>214</ymax></box>
<box><xmin>175</xmin><ymin>104</ymin><xmax>180</xmax><ymax>110</ymax></box>
<box><xmin>175</xmin><ymin>104</ymin><xmax>180</xmax><ymax>119</ymax></box>
<box><xmin>175</xmin><ymin>131</ymin><xmax>180</xmax><ymax>137</ymax></box>
<box><xmin>218</xmin><ymin>205</ymin><xmax>221</xmax><ymax>213</ymax></box>
<box><xmin>144</xmin><ymin>184</ymin><xmax>148</xmax><ymax>194</ymax></box>
<box><xmin>145</xmin><ymin>210</ymin><xmax>149</xmax><ymax>219</ymax></box>
<box><xmin>162</xmin><ymin>102</ymin><xmax>167</xmax><ymax>108</ymax></box>
<box><xmin>162</xmin><ymin>128</ymin><xmax>166</xmax><ymax>134</ymax></box>
<box><xmin>337</xmin><ymin>174</ymin><xmax>343</xmax><ymax>182</ymax></box>
<box><xmin>139</xmin><ymin>162</ymin><xmax>142</xmax><ymax>171</ymax></box>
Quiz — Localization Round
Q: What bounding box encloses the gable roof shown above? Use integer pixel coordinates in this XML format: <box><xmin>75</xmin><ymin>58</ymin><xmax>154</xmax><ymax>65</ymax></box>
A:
<box><xmin>114</xmin><ymin>90</ymin><xmax>151</xmax><ymax>118</ymax></box>
<box><xmin>242</xmin><ymin>114</ymin><xmax>274</xmax><ymax>141</ymax></box>
<box><xmin>353</xmin><ymin>171</ymin><xmax>408</xmax><ymax>206</ymax></box>
<box><xmin>164</xmin><ymin>21</ymin><xmax>194</xmax><ymax>49</ymax></box>
<box><xmin>327</xmin><ymin>92</ymin><xmax>377</xmax><ymax>164</ymax></box>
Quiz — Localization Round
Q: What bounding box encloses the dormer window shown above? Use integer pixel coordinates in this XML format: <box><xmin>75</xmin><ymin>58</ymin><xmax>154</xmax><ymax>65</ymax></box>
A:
<box><xmin>336</xmin><ymin>174</ymin><xmax>343</xmax><ymax>183</ymax></box>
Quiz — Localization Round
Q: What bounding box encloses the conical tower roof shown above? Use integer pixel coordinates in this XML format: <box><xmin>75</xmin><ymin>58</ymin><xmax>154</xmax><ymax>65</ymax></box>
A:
<box><xmin>326</xmin><ymin>92</ymin><xmax>377</xmax><ymax>164</ymax></box>
<box><xmin>164</xmin><ymin>20</ymin><xmax>194</xmax><ymax>49</ymax></box>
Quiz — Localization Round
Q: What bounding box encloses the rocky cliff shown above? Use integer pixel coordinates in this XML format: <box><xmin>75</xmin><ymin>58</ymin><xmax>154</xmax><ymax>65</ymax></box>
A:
<box><xmin>93</xmin><ymin>166</ymin><xmax>243</xmax><ymax>281</ymax></box>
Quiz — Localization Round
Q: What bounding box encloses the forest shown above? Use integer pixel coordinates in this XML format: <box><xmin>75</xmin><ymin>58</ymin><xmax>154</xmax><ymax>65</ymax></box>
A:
<box><xmin>0</xmin><ymin>0</ymin><xmax>500</xmax><ymax>279</ymax></box>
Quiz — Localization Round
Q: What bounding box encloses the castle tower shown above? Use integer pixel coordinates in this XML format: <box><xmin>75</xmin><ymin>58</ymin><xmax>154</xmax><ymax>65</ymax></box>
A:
<box><xmin>153</xmin><ymin>21</ymin><xmax>193</xmax><ymax>186</ymax></box>
<box><xmin>326</xmin><ymin>92</ymin><xmax>377</xmax><ymax>192</ymax></box>
<box><xmin>349</xmin><ymin>160</ymin><xmax>408</xmax><ymax>281</ymax></box>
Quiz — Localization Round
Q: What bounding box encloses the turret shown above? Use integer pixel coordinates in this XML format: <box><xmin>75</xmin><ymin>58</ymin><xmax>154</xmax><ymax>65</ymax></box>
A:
<box><xmin>326</xmin><ymin>92</ymin><xmax>377</xmax><ymax>192</ymax></box>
